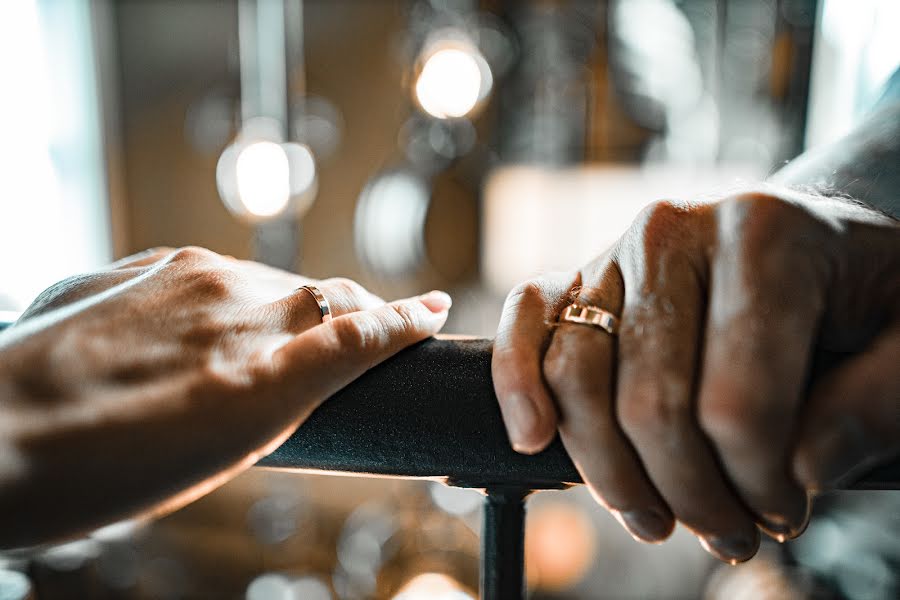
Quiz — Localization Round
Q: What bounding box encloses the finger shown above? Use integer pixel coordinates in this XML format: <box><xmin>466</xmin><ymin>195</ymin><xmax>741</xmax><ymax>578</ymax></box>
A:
<box><xmin>614</xmin><ymin>204</ymin><xmax>759</xmax><ymax>562</ymax></box>
<box><xmin>271</xmin><ymin>290</ymin><xmax>451</xmax><ymax>415</ymax></box>
<box><xmin>271</xmin><ymin>277</ymin><xmax>386</xmax><ymax>333</ymax></box>
<box><xmin>493</xmin><ymin>272</ymin><xmax>578</xmax><ymax>454</ymax></box>
<box><xmin>697</xmin><ymin>196</ymin><xmax>824</xmax><ymax>540</ymax></box>
<box><xmin>107</xmin><ymin>247</ymin><xmax>176</xmax><ymax>269</ymax></box>
<box><xmin>544</xmin><ymin>260</ymin><xmax>676</xmax><ymax>543</ymax></box>
<box><xmin>793</xmin><ymin>324</ymin><xmax>900</xmax><ymax>491</ymax></box>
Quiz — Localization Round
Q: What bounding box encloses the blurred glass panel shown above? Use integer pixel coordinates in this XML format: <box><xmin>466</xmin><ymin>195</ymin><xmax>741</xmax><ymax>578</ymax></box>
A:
<box><xmin>0</xmin><ymin>0</ymin><xmax>111</xmax><ymax>310</ymax></box>
<box><xmin>807</xmin><ymin>0</ymin><xmax>900</xmax><ymax>146</ymax></box>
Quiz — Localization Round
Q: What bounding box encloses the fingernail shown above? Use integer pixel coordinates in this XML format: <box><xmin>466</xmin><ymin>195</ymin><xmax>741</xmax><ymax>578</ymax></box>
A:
<box><xmin>418</xmin><ymin>290</ymin><xmax>452</xmax><ymax>313</ymax></box>
<box><xmin>760</xmin><ymin>511</ymin><xmax>807</xmax><ymax>542</ymax></box>
<box><xmin>503</xmin><ymin>392</ymin><xmax>541</xmax><ymax>454</ymax></box>
<box><xmin>699</xmin><ymin>531</ymin><xmax>759</xmax><ymax>564</ymax></box>
<box><xmin>616</xmin><ymin>509</ymin><xmax>672</xmax><ymax>542</ymax></box>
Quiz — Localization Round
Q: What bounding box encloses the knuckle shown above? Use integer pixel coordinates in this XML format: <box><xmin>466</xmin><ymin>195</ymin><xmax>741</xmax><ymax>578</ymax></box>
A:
<box><xmin>621</xmin><ymin>200</ymin><xmax>698</xmax><ymax>277</ymax></box>
<box><xmin>698</xmin><ymin>388</ymin><xmax>769</xmax><ymax>450</ymax></box>
<box><xmin>505</xmin><ymin>280</ymin><xmax>547</xmax><ymax>312</ymax></box>
<box><xmin>389</xmin><ymin>301</ymin><xmax>423</xmax><ymax>332</ymax></box>
<box><xmin>168</xmin><ymin>246</ymin><xmax>218</xmax><ymax>263</ymax></box>
<box><xmin>327</xmin><ymin>277</ymin><xmax>368</xmax><ymax>302</ymax></box>
<box><xmin>642</xmin><ymin>199</ymin><xmax>687</xmax><ymax>224</ymax></box>
<box><xmin>717</xmin><ymin>192</ymin><xmax>800</xmax><ymax>250</ymax></box>
<box><xmin>631</xmin><ymin>200</ymin><xmax>692</xmax><ymax>241</ymax></box>
<box><xmin>333</xmin><ymin>314</ymin><xmax>378</xmax><ymax>352</ymax></box>
<box><xmin>617</xmin><ymin>377</ymin><xmax>690</xmax><ymax>442</ymax></box>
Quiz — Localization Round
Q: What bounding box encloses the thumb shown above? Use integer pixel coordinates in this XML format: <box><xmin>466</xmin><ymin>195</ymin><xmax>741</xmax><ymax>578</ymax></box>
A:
<box><xmin>271</xmin><ymin>290</ymin><xmax>452</xmax><ymax>411</ymax></box>
<box><xmin>793</xmin><ymin>325</ymin><xmax>900</xmax><ymax>491</ymax></box>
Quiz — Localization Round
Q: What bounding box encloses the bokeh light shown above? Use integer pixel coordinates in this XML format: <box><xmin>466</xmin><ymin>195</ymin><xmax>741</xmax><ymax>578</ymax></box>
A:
<box><xmin>0</xmin><ymin>569</ymin><xmax>31</xmax><ymax>600</ymax></box>
<box><xmin>235</xmin><ymin>141</ymin><xmax>291</xmax><ymax>217</ymax></box>
<box><xmin>415</xmin><ymin>43</ymin><xmax>492</xmax><ymax>119</ymax></box>
<box><xmin>525</xmin><ymin>501</ymin><xmax>596</xmax><ymax>591</ymax></box>
<box><xmin>246</xmin><ymin>573</ymin><xmax>331</xmax><ymax>600</ymax></box>
<box><xmin>216</xmin><ymin>126</ymin><xmax>317</xmax><ymax>224</ymax></box>
<box><xmin>429</xmin><ymin>483</ymin><xmax>481</xmax><ymax>517</ymax></box>
<box><xmin>392</xmin><ymin>572</ymin><xmax>474</xmax><ymax>600</ymax></box>
<box><xmin>354</xmin><ymin>169</ymin><xmax>430</xmax><ymax>277</ymax></box>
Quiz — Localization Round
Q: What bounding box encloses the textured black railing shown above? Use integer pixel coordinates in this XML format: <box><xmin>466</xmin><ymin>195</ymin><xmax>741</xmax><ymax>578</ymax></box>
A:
<box><xmin>260</xmin><ymin>336</ymin><xmax>899</xmax><ymax>491</ymax></box>
<box><xmin>260</xmin><ymin>336</ymin><xmax>898</xmax><ymax>600</ymax></box>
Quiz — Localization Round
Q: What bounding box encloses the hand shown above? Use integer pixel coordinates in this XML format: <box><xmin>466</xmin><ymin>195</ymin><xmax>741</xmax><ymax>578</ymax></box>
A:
<box><xmin>0</xmin><ymin>246</ymin><xmax>451</xmax><ymax>548</ymax></box>
<box><xmin>492</xmin><ymin>188</ymin><xmax>899</xmax><ymax>562</ymax></box>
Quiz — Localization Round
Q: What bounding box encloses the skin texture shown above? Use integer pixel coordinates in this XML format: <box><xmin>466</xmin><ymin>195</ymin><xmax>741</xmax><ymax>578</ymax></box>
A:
<box><xmin>0</xmin><ymin>247</ymin><xmax>451</xmax><ymax>549</ymax></box>
<box><xmin>493</xmin><ymin>188</ymin><xmax>900</xmax><ymax>563</ymax></box>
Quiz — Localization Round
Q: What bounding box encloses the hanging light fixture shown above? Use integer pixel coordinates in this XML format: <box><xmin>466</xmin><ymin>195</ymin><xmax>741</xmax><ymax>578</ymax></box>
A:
<box><xmin>216</xmin><ymin>0</ymin><xmax>317</xmax><ymax>256</ymax></box>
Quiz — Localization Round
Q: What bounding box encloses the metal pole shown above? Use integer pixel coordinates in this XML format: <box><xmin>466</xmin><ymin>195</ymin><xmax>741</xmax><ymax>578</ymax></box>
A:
<box><xmin>481</xmin><ymin>487</ymin><xmax>530</xmax><ymax>600</ymax></box>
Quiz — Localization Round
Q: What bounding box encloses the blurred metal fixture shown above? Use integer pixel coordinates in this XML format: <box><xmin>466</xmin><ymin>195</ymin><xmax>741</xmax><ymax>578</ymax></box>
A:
<box><xmin>354</xmin><ymin>168</ymin><xmax>430</xmax><ymax>278</ymax></box>
<box><xmin>216</xmin><ymin>0</ymin><xmax>318</xmax><ymax>269</ymax></box>
<box><xmin>497</xmin><ymin>1</ymin><xmax>597</xmax><ymax>165</ymax></box>
<box><xmin>401</xmin><ymin>115</ymin><xmax>477</xmax><ymax>174</ymax></box>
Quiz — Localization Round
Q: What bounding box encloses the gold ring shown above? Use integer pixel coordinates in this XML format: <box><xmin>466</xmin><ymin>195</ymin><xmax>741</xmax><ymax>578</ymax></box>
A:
<box><xmin>558</xmin><ymin>302</ymin><xmax>619</xmax><ymax>335</ymax></box>
<box><xmin>298</xmin><ymin>285</ymin><xmax>332</xmax><ymax>323</ymax></box>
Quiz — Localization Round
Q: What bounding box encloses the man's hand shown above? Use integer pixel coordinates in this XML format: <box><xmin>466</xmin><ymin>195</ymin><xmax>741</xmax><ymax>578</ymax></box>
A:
<box><xmin>492</xmin><ymin>188</ymin><xmax>899</xmax><ymax>563</ymax></box>
<box><xmin>0</xmin><ymin>247</ymin><xmax>451</xmax><ymax>548</ymax></box>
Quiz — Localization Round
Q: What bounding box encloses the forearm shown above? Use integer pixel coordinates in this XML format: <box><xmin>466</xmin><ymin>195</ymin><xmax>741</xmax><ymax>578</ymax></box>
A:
<box><xmin>771</xmin><ymin>101</ymin><xmax>900</xmax><ymax>219</ymax></box>
<box><xmin>0</xmin><ymin>337</ymin><xmax>284</xmax><ymax>550</ymax></box>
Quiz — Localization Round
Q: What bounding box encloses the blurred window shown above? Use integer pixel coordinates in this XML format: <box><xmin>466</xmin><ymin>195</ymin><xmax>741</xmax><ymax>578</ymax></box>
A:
<box><xmin>0</xmin><ymin>0</ymin><xmax>111</xmax><ymax>310</ymax></box>
<box><xmin>806</xmin><ymin>0</ymin><xmax>900</xmax><ymax>147</ymax></box>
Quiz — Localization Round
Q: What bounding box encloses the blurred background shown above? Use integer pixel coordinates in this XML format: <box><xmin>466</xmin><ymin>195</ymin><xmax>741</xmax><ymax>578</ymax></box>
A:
<box><xmin>1</xmin><ymin>0</ymin><xmax>899</xmax><ymax>598</ymax></box>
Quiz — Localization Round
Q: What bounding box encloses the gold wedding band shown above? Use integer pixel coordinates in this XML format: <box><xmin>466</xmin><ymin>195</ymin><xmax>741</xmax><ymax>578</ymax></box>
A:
<box><xmin>558</xmin><ymin>302</ymin><xmax>620</xmax><ymax>335</ymax></box>
<box><xmin>298</xmin><ymin>285</ymin><xmax>332</xmax><ymax>323</ymax></box>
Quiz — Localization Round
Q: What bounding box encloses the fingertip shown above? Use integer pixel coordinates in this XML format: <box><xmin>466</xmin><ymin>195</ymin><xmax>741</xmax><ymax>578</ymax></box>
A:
<box><xmin>500</xmin><ymin>391</ymin><xmax>557</xmax><ymax>455</ymax></box>
<box><xmin>613</xmin><ymin>508</ymin><xmax>675</xmax><ymax>544</ymax></box>
<box><xmin>418</xmin><ymin>290</ymin><xmax>452</xmax><ymax>313</ymax></box>
<box><xmin>699</xmin><ymin>528</ymin><xmax>761</xmax><ymax>565</ymax></box>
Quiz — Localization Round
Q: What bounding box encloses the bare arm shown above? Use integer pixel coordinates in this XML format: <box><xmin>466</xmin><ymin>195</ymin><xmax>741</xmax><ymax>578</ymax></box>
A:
<box><xmin>0</xmin><ymin>247</ymin><xmax>451</xmax><ymax>549</ymax></box>
<box><xmin>773</xmin><ymin>100</ymin><xmax>900</xmax><ymax>218</ymax></box>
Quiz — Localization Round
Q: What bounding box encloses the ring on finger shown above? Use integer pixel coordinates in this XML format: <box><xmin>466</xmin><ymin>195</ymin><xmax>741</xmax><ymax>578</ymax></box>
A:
<box><xmin>558</xmin><ymin>302</ymin><xmax>620</xmax><ymax>335</ymax></box>
<box><xmin>297</xmin><ymin>285</ymin><xmax>332</xmax><ymax>323</ymax></box>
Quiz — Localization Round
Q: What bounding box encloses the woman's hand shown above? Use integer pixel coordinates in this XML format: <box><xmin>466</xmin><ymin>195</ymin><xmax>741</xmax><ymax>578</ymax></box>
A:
<box><xmin>492</xmin><ymin>188</ymin><xmax>899</xmax><ymax>563</ymax></box>
<box><xmin>0</xmin><ymin>247</ymin><xmax>451</xmax><ymax>548</ymax></box>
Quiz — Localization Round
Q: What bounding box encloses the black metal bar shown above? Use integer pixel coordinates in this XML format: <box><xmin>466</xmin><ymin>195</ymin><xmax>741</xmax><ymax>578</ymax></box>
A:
<box><xmin>259</xmin><ymin>337</ymin><xmax>900</xmax><ymax>491</ymax></box>
<box><xmin>482</xmin><ymin>487</ymin><xmax>530</xmax><ymax>600</ymax></box>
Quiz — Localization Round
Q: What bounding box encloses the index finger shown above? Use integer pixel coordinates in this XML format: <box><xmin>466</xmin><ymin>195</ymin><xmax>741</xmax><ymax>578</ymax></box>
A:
<box><xmin>271</xmin><ymin>290</ymin><xmax>452</xmax><ymax>417</ymax></box>
<box><xmin>492</xmin><ymin>272</ymin><xmax>578</xmax><ymax>454</ymax></box>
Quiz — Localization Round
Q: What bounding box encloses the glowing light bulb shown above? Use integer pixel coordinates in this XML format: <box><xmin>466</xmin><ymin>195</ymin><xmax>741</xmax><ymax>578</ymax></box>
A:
<box><xmin>392</xmin><ymin>573</ymin><xmax>473</xmax><ymax>600</ymax></box>
<box><xmin>415</xmin><ymin>46</ymin><xmax>490</xmax><ymax>119</ymax></box>
<box><xmin>216</xmin><ymin>133</ymin><xmax>317</xmax><ymax>223</ymax></box>
<box><xmin>235</xmin><ymin>141</ymin><xmax>291</xmax><ymax>218</ymax></box>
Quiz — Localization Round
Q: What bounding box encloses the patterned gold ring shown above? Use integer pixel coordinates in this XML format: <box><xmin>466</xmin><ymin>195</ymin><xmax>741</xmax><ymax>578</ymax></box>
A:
<box><xmin>558</xmin><ymin>302</ymin><xmax>620</xmax><ymax>335</ymax></box>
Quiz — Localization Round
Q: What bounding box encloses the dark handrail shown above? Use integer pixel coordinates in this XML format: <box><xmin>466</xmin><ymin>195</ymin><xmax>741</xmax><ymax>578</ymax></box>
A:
<box><xmin>259</xmin><ymin>336</ymin><xmax>899</xmax><ymax>491</ymax></box>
